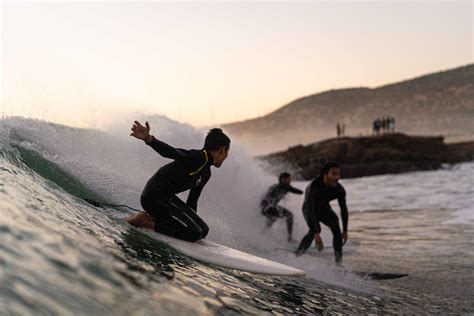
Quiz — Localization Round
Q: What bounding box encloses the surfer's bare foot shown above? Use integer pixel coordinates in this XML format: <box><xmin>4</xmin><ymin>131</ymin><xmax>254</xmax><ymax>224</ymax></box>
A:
<box><xmin>126</xmin><ymin>211</ymin><xmax>155</xmax><ymax>230</ymax></box>
<box><xmin>295</xmin><ymin>247</ymin><xmax>305</xmax><ymax>257</ymax></box>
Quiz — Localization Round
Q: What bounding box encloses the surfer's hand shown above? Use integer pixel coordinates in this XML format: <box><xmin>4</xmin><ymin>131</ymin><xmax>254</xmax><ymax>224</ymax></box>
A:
<box><xmin>342</xmin><ymin>232</ymin><xmax>348</xmax><ymax>245</ymax></box>
<box><xmin>314</xmin><ymin>234</ymin><xmax>324</xmax><ymax>251</ymax></box>
<box><xmin>130</xmin><ymin>121</ymin><xmax>151</xmax><ymax>141</ymax></box>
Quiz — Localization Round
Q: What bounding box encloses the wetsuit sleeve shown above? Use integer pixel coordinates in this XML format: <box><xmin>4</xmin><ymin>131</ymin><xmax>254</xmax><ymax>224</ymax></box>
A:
<box><xmin>186</xmin><ymin>174</ymin><xmax>210</xmax><ymax>212</ymax></box>
<box><xmin>337</xmin><ymin>186</ymin><xmax>349</xmax><ymax>233</ymax></box>
<box><xmin>287</xmin><ymin>184</ymin><xmax>303</xmax><ymax>195</ymax></box>
<box><xmin>146</xmin><ymin>137</ymin><xmax>198</xmax><ymax>163</ymax></box>
<box><xmin>305</xmin><ymin>182</ymin><xmax>322</xmax><ymax>234</ymax></box>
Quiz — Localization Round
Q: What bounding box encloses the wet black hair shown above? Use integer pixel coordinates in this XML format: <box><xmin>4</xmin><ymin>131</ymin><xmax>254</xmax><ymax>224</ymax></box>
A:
<box><xmin>279</xmin><ymin>172</ymin><xmax>291</xmax><ymax>182</ymax></box>
<box><xmin>204</xmin><ymin>128</ymin><xmax>231</xmax><ymax>151</ymax></box>
<box><xmin>321</xmin><ymin>161</ymin><xmax>340</xmax><ymax>175</ymax></box>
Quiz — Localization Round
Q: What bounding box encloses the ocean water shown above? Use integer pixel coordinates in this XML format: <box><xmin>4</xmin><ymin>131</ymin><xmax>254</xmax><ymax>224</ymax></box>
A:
<box><xmin>1</xmin><ymin>116</ymin><xmax>473</xmax><ymax>314</ymax></box>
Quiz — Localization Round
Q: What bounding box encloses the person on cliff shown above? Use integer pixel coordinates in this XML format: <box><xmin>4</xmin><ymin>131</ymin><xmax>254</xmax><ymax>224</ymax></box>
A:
<box><xmin>373</xmin><ymin>119</ymin><xmax>381</xmax><ymax>136</ymax></box>
<box><xmin>260</xmin><ymin>172</ymin><xmax>303</xmax><ymax>242</ymax></box>
<box><xmin>295</xmin><ymin>162</ymin><xmax>349</xmax><ymax>265</ymax></box>
<box><xmin>389</xmin><ymin>117</ymin><xmax>395</xmax><ymax>133</ymax></box>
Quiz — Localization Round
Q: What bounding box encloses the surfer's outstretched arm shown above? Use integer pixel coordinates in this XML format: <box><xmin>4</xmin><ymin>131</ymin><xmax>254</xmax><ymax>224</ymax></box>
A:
<box><xmin>130</xmin><ymin>120</ymin><xmax>201</xmax><ymax>162</ymax></box>
<box><xmin>285</xmin><ymin>184</ymin><xmax>303</xmax><ymax>195</ymax></box>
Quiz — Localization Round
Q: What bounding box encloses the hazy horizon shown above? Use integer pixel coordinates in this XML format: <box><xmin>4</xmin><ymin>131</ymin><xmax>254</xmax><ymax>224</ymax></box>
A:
<box><xmin>1</xmin><ymin>1</ymin><xmax>472</xmax><ymax>129</ymax></box>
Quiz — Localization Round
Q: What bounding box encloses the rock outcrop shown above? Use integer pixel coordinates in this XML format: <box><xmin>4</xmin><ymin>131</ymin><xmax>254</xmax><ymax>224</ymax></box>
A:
<box><xmin>259</xmin><ymin>133</ymin><xmax>474</xmax><ymax>180</ymax></box>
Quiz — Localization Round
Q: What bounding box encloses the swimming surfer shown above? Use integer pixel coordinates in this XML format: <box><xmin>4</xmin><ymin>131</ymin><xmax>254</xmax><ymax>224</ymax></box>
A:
<box><xmin>295</xmin><ymin>162</ymin><xmax>349</xmax><ymax>265</ymax></box>
<box><xmin>125</xmin><ymin>121</ymin><xmax>230</xmax><ymax>242</ymax></box>
<box><xmin>260</xmin><ymin>172</ymin><xmax>303</xmax><ymax>241</ymax></box>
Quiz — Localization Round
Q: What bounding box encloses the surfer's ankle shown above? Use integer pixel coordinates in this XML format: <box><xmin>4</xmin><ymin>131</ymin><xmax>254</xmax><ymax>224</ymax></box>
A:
<box><xmin>335</xmin><ymin>251</ymin><xmax>343</xmax><ymax>265</ymax></box>
<box><xmin>295</xmin><ymin>248</ymin><xmax>305</xmax><ymax>257</ymax></box>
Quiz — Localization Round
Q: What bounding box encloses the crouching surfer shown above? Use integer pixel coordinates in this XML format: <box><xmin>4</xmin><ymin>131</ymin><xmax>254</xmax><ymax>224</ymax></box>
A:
<box><xmin>260</xmin><ymin>172</ymin><xmax>303</xmax><ymax>241</ymax></box>
<box><xmin>126</xmin><ymin>120</ymin><xmax>230</xmax><ymax>242</ymax></box>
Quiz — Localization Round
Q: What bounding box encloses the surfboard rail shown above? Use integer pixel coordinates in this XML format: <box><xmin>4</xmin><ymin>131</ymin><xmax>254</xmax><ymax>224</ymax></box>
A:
<box><xmin>141</xmin><ymin>229</ymin><xmax>306</xmax><ymax>277</ymax></box>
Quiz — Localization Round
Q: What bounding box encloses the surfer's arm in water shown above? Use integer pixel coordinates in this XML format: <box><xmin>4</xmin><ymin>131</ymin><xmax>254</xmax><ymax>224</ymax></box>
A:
<box><xmin>337</xmin><ymin>186</ymin><xmax>349</xmax><ymax>244</ymax></box>
<box><xmin>186</xmin><ymin>173</ymin><xmax>210</xmax><ymax>212</ymax></box>
<box><xmin>130</xmin><ymin>120</ymin><xmax>200</xmax><ymax>163</ymax></box>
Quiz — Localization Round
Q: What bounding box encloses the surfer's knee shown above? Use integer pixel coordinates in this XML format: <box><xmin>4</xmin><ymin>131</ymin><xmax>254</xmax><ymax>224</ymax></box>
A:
<box><xmin>187</xmin><ymin>222</ymin><xmax>209</xmax><ymax>241</ymax></box>
<box><xmin>186</xmin><ymin>225</ymin><xmax>204</xmax><ymax>242</ymax></box>
<box><xmin>200</xmin><ymin>222</ymin><xmax>209</xmax><ymax>239</ymax></box>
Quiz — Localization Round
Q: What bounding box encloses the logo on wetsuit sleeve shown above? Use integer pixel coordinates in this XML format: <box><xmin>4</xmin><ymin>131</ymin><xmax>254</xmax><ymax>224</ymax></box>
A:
<box><xmin>171</xmin><ymin>215</ymin><xmax>188</xmax><ymax>227</ymax></box>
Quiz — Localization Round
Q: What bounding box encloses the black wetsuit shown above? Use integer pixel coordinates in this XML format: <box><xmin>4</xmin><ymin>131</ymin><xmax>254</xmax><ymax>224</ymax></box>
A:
<box><xmin>296</xmin><ymin>176</ymin><xmax>348</xmax><ymax>260</ymax></box>
<box><xmin>140</xmin><ymin>136</ymin><xmax>212</xmax><ymax>242</ymax></box>
<box><xmin>261</xmin><ymin>183</ymin><xmax>303</xmax><ymax>240</ymax></box>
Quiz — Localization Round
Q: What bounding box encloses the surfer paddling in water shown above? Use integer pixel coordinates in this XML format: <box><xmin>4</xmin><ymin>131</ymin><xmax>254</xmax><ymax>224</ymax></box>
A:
<box><xmin>296</xmin><ymin>162</ymin><xmax>349</xmax><ymax>265</ymax></box>
<box><xmin>126</xmin><ymin>121</ymin><xmax>230</xmax><ymax>242</ymax></box>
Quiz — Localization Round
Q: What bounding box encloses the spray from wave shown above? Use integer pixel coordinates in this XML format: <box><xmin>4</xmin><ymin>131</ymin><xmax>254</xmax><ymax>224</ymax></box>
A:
<box><xmin>0</xmin><ymin>115</ymin><xmax>368</xmax><ymax>289</ymax></box>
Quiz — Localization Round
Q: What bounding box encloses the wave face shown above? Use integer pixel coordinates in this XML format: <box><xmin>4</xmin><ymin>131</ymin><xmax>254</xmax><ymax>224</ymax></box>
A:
<box><xmin>1</xmin><ymin>116</ymin><xmax>472</xmax><ymax>314</ymax></box>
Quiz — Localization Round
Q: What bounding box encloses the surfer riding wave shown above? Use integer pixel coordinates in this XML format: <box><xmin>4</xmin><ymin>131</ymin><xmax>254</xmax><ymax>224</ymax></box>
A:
<box><xmin>126</xmin><ymin>121</ymin><xmax>230</xmax><ymax>242</ymax></box>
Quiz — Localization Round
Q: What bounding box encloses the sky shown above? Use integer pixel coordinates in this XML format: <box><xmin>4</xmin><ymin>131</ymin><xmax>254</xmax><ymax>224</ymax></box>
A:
<box><xmin>0</xmin><ymin>1</ymin><xmax>472</xmax><ymax>128</ymax></box>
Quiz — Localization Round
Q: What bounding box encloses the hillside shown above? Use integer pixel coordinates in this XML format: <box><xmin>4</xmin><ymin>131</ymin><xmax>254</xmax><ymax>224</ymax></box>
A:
<box><xmin>223</xmin><ymin>64</ymin><xmax>474</xmax><ymax>155</ymax></box>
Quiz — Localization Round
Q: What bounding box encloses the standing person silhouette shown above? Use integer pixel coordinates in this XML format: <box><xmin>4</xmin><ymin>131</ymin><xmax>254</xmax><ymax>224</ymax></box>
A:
<box><xmin>296</xmin><ymin>162</ymin><xmax>349</xmax><ymax>265</ymax></box>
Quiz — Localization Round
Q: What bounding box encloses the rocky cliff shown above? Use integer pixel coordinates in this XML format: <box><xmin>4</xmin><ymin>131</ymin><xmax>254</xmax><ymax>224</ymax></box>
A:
<box><xmin>259</xmin><ymin>133</ymin><xmax>474</xmax><ymax>180</ymax></box>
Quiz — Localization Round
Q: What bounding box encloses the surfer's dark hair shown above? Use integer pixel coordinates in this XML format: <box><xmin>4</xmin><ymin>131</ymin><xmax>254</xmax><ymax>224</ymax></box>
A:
<box><xmin>204</xmin><ymin>128</ymin><xmax>231</xmax><ymax>151</ymax></box>
<box><xmin>279</xmin><ymin>172</ymin><xmax>291</xmax><ymax>182</ymax></box>
<box><xmin>321</xmin><ymin>161</ymin><xmax>340</xmax><ymax>175</ymax></box>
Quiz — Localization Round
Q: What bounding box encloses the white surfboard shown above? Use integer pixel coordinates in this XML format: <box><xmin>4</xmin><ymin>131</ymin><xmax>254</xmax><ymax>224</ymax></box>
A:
<box><xmin>142</xmin><ymin>230</ymin><xmax>305</xmax><ymax>277</ymax></box>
